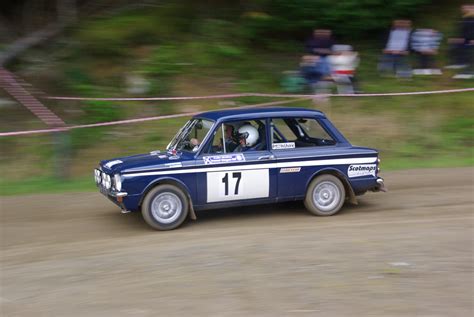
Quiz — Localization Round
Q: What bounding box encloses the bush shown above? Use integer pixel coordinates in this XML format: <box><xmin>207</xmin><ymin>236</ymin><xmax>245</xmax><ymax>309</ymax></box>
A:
<box><xmin>240</xmin><ymin>0</ymin><xmax>433</xmax><ymax>41</ymax></box>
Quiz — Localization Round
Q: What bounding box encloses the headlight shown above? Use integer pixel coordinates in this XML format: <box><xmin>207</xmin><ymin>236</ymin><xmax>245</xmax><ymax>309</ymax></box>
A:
<box><xmin>114</xmin><ymin>174</ymin><xmax>122</xmax><ymax>191</ymax></box>
<box><xmin>105</xmin><ymin>174</ymin><xmax>112</xmax><ymax>189</ymax></box>
<box><xmin>94</xmin><ymin>169</ymin><xmax>101</xmax><ymax>184</ymax></box>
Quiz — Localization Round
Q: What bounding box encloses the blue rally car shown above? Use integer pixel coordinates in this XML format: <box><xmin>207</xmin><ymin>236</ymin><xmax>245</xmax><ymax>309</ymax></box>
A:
<box><xmin>94</xmin><ymin>107</ymin><xmax>385</xmax><ymax>230</ymax></box>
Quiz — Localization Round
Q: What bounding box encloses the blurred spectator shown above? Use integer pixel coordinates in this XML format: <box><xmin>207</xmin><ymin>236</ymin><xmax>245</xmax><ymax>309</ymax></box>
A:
<box><xmin>411</xmin><ymin>29</ymin><xmax>443</xmax><ymax>75</ymax></box>
<box><xmin>378</xmin><ymin>20</ymin><xmax>412</xmax><ymax>78</ymax></box>
<box><xmin>328</xmin><ymin>45</ymin><xmax>360</xmax><ymax>93</ymax></box>
<box><xmin>281</xmin><ymin>70</ymin><xmax>306</xmax><ymax>93</ymax></box>
<box><xmin>446</xmin><ymin>5</ymin><xmax>474</xmax><ymax>79</ymax></box>
<box><xmin>305</xmin><ymin>29</ymin><xmax>335</xmax><ymax>56</ymax></box>
<box><xmin>305</xmin><ymin>29</ymin><xmax>334</xmax><ymax>78</ymax></box>
<box><xmin>300</xmin><ymin>55</ymin><xmax>331</xmax><ymax>91</ymax></box>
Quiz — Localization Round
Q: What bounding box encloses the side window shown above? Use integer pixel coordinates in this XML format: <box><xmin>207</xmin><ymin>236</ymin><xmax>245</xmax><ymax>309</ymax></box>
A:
<box><xmin>298</xmin><ymin>118</ymin><xmax>334</xmax><ymax>141</ymax></box>
<box><xmin>271</xmin><ymin>119</ymin><xmax>297</xmax><ymax>143</ymax></box>
<box><xmin>271</xmin><ymin>118</ymin><xmax>335</xmax><ymax>150</ymax></box>
<box><xmin>206</xmin><ymin>123</ymin><xmax>225</xmax><ymax>154</ymax></box>
<box><xmin>206</xmin><ymin>120</ymin><xmax>268</xmax><ymax>153</ymax></box>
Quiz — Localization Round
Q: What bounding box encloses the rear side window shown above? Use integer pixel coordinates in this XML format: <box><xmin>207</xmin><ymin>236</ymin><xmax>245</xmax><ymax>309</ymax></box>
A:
<box><xmin>271</xmin><ymin>117</ymin><xmax>336</xmax><ymax>149</ymax></box>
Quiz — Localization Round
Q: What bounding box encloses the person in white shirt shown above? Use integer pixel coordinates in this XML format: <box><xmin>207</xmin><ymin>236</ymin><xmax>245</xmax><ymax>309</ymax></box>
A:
<box><xmin>411</xmin><ymin>28</ymin><xmax>443</xmax><ymax>75</ymax></box>
<box><xmin>328</xmin><ymin>45</ymin><xmax>360</xmax><ymax>94</ymax></box>
<box><xmin>379</xmin><ymin>20</ymin><xmax>413</xmax><ymax>78</ymax></box>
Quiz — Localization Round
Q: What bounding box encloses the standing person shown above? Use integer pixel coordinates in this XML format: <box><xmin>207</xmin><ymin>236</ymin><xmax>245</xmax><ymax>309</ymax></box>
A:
<box><xmin>305</xmin><ymin>29</ymin><xmax>335</xmax><ymax>56</ymax></box>
<box><xmin>411</xmin><ymin>28</ymin><xmax>443</xmax><ymax>75</ymax></box>
<box><xmin>305</xmin><ymin>29</ymin><xmax>334</xmax><ymax>79</ymax></box>
<box><xmin>447</xmin><ymin>4</ymin><xmax>474</xmax><ymax>79</ymax></box>
<box><xmin>328</xmin><ymin>44</ymin><xmax>360</xmax><ymax>93</ymax></box>
<box><xmin>300</xmin><ymin>55</ymin><xmax>322</xmax><ymax>87</ymax></box>
<box><xmin>379</xmin><ymin>20</ymin><xmax>413</xmax><ymax>78</ymax></box>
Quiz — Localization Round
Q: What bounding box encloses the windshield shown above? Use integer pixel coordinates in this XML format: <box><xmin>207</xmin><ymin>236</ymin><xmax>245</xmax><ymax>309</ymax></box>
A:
<box><xmin>167</xmin><ymin>118</ymin><xmax>214</xmax><ymax>152</ymax></box>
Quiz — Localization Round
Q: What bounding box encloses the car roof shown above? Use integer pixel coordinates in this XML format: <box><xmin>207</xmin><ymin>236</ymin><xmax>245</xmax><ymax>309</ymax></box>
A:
<box><xmin>195</xmin><ymin>107</ymin><xmax>326</xmax><ymax>122</ymax></box>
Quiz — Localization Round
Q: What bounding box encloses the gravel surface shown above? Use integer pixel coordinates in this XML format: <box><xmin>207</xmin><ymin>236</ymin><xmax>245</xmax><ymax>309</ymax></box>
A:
<box><xmin>1</xmin><ymin>167</ymin><xmax>473</xmax><ymax>316</ymax></box>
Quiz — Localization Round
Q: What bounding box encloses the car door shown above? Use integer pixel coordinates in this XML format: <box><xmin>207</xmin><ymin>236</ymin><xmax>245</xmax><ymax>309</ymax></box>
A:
<box><xmin>269</xmin><ymin>116</ymin><xmax>339</xmax><ymax>199</ymax></box>
<box><xmin>194</xmin><ymin>118</ymin><xmax>278</xmax><ymax>207</ymax></box>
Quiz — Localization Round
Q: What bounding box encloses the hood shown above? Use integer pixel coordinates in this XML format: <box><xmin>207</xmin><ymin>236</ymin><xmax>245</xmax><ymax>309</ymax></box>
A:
<box><xmin>348</xmin><ymin>145</ymin><xmax>378</xmax><ymax>156</ymax></box>
<box><xmin>99</xmin><ymin>150</ymin><xmax>194</xmax><ymax>174</ymax></box>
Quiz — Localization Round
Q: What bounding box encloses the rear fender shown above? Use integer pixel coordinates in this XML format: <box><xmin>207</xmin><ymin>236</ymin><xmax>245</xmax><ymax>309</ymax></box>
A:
<box><xmin>306</xmin><ymin>168</ymin><xmax>358</xmax><ymax>205</ymax></box>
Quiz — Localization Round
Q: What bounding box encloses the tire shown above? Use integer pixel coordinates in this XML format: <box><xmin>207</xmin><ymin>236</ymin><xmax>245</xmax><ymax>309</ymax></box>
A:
<box><xmin>141</xmin><ymin>184</ymin><xmax>189</xmax><ymax>230</ymax></box>
<box><xmin>304</xmin><ymin>174</ymin><xmax>346</xmax><ymax>216</ymax></box>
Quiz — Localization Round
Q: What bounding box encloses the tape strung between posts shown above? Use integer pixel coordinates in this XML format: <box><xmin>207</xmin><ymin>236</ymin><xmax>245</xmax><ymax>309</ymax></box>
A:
<box><xmin>44</xmin><ymin>88</ymin><xmax>474</xmax><ymax>101</ymax></box>
<box><xmin>2</xmin><ymin>87</ymin><xmax>474</xmax><ymax>137</ymax></box>
<box><xmin>0</xmin><ymin>98</ymin><xmax>310</xmax><ymax>137</ymax></box>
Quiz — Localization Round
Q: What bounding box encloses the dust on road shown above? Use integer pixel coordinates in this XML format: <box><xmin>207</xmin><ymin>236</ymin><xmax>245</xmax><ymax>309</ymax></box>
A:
<box><xmin>1</xmin><ymin>168</ymin><xmax>473</xmax><ymax>316</ymax></box>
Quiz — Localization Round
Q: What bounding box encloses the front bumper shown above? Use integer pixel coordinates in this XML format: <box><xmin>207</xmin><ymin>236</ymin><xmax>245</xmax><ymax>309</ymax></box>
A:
<box><xmin>95</xmin><ymin>168</ymin><xmax>130</xmax><ymax>212</ymax></box>
<box><xmin>372</xmin><ymin>177</ymin><xmax>387</xmax><ymax>192</ymax></box>
<box><xmin>99</xmin><ymin>186</ymin><xmax>131</xmax><ymax>213</ymax></box>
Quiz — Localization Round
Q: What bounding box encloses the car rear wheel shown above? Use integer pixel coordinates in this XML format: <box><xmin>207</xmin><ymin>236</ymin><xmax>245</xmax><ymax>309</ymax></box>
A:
<box><xmin>304</xmin><ymin>174</ymin><xmax>345</xmax><ymax>216</ymax></box>
<box><xmin>142</xmin><ymin>184</ymin><xmax>189</xmax><ymax>230</ymax></box>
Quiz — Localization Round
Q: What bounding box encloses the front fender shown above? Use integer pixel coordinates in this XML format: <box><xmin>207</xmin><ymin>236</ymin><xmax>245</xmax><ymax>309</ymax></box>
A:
<box><xmin>138</xmin><ymin>176</ymin><xmax>197</xmax><ymax>220</ymax></box>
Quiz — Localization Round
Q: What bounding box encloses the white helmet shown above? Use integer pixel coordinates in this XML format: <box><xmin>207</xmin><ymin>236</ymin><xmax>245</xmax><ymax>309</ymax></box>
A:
<box><xmin>238</xmin><ymin>125</ymin><xmax>259</xmax><ymax>147</ymax></box>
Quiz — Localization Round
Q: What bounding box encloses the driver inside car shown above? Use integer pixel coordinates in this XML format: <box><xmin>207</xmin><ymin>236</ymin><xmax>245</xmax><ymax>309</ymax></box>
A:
<box><xmin>223</xmin><ymin>124</ymin><xmax>239</xmax><ymax>152</ymax></box>
<box><xmin>234</xmin><ymin>124</ymin><xmax>259</xmax><ymax>152</ymax></box>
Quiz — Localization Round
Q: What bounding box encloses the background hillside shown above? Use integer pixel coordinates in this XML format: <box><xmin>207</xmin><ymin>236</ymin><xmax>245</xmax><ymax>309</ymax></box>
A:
<box><xmin>0</xmin><ymin>0</ymin><xmax>472</xmax><ymax>194</ymax></box>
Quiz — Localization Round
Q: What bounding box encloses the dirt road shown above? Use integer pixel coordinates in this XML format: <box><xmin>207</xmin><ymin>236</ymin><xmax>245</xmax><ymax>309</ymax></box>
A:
<box><xmin>1</xmin><ymin>168</ymin><xmax>473</xmax><ymax>316</ymax></box>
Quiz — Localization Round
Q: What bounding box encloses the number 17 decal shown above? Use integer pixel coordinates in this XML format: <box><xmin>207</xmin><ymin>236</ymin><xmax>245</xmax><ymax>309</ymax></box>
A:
<box><xmin>222</xmin><ymin>172</ymin><xmax>242</xmax><ymax>195</ymax></box>
<box><xmin>206</xmin><ymin>169</ymin><xmax>269</xmax><ymax>203</ymax></box>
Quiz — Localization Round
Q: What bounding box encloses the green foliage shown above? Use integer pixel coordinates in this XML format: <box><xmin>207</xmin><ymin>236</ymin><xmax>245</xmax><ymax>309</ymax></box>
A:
<box><xmin>0</xmin><ymin>176</ymin><xmax>95</xmax><ymax>196</ymax></box>
<box><xmin>74</xmin><ymin>5</ymin><xmax>193</xmax><ymax>58</ymax></box>
<box><xmin>70</xmin><ymin>101</ymin><xmax>122</xmax><ymax>150</ymax></box>
<box><xmin>145</xmin><ymin>45</ymin><xmax>185</xmax><ymax>76</ymax></box>
<box><xmin>240</xmin><ymin>0</ymin><xmax>433</xmax><ymax>41</ymax></box>
<box><xmin>195</xmin><ymin>19</ymin><xmax>246</xmax><ymax>60</ymax></box>
<box><xmin>441</xmin><ymin>116</ymin><xmax>474</xmax><ymax>148</ymax></box>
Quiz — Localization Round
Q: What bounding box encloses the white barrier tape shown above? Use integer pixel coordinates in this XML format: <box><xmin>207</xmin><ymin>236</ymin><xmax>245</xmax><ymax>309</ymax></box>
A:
<box><xmin>0</xmin><ymin>98</ymin><xmax>310</xmax><ymax>137</ymax></box>
<box><xmin>45</xmin><ymin>93</ymin><xmax>255</xmax><ymax>101</ymax></box>
<box><xmin>43</xmin><ymin>88</ymin><xmax>474</xmax><ymax>101</ymax></box>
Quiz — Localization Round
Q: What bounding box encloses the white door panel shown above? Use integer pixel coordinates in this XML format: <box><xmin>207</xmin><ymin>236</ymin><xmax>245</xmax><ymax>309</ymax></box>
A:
<box><xmin>206</xmin><ymin>169</ymin><xmax>269</xmax><ymax>203</ymax></box>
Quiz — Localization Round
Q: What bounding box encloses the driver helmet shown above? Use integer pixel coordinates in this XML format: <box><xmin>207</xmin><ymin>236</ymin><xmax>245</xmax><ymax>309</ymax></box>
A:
<box><xmin>238</xmin><ymin>125</ymin><xmax>259</xmax><ymax>147</ymax></box>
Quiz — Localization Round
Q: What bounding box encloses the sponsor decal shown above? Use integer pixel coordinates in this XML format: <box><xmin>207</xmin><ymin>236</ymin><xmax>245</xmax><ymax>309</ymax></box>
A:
<box><xmin>105</xmin><ymin>160</ymin><xmax>122</xmax><ymax>168</ymax></box>
<box><xmin>203</xmin><ymin>153</ymin><xmax>246</xmax><ymax>165</ymax></box>
<box><xmin>348</xmin><ymin>164</ymin><xmax>376</xmax><ymax>178</ymax></box>
<box><xmin>272</xmin><ymin>142</ymin><xmax>295</xmax><ymax>150</ymax></box>
<box><xmin>280</xmin><ymin>167</ymin><xmax>301</xmax><ymax>173</ymax></box>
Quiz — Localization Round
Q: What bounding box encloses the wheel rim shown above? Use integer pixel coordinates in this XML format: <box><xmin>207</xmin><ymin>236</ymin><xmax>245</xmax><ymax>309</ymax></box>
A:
<box><xmin>312</xmin><ymin>181</ymin><xmax>341</xmax><ymax>213</ymax></box>
<box><xmin>151</xmin><ymin>192</ymin><xmax>182</xmax><ymax>224</ymax></box>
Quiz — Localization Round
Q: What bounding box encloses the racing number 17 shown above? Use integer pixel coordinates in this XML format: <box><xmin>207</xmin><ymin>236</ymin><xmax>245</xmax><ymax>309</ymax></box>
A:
<box><xmin>222</xmin><ymin>172</ymin><xmax>242</xmax><ymax>196</ymax></box>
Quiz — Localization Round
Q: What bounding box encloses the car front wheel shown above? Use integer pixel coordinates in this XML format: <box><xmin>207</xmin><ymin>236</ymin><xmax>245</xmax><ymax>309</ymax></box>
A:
<box><xmin>304</xmin><ymin>174</ymin><xmax>345</xmax><ymax>216</ymax></box>
<box><xmin>142</xmin><ymin>184</ymin><xmax>189</xmax><ymax>230</ymax></box>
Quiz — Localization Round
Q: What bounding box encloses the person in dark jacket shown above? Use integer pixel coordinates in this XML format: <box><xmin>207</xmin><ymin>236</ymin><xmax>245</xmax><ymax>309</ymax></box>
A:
<box><xmin>305</xmin><ymin>29</ymin><xmax>335</xmax><ymax>56</ymax></box>
<box><xmin>448</xmin><ymin>5</ymin><xmax>474</xmax><ymax>78</ymax></box>
<box><xmin>305</xmin><ymin>29</ymin><xmax>334</xmax><ymax>79</ymax></box>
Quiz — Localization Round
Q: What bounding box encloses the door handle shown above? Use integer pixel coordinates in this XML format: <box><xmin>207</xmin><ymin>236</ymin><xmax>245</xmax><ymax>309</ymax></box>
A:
<box><xmin>258</xmin><ymin>155</ymin><xmax>275</xmax><ymax>160</ymax></box>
